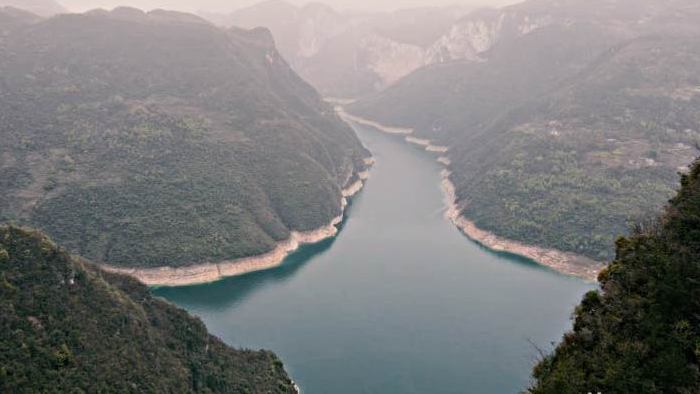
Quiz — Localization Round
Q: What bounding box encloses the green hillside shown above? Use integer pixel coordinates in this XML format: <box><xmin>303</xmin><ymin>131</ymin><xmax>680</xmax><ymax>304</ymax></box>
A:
<box><xmin>0</xmin><ymin>8</ymin><xmax>370</xmax><ymax>268</ymax></box>
<box><xmin>529</xmin><ymin>157</ymin><xmax>700</xmax><ymax>393</ymax></box>
<box><xmin>0</xmin><ymin>225</ymin><xmax>296</xmax><ymax>392</ymax></box>
<box><xmin>349</xmin><ymin>0</ymin><xmax>700</xmax><ymax>262</ymax></box>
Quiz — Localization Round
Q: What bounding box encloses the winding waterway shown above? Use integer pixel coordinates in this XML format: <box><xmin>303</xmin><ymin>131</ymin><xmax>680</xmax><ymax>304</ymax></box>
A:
<box><xmin>155</xmin><ymin>124</ymin><xmax>595</xmax><ymax>393</ymax></box>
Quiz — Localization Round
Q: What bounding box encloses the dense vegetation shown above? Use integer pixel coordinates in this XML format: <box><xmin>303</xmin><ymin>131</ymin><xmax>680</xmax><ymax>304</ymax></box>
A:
<box><xmin>529</xmin><ymin>157</ymin><xmax>700</xmax><ymax>393</ymax></box>
<box><xmin>0</xmin><ymin>225</ymin><xmax>296</xmax><ymax>392</ymax></box>
<box><xmin>0</xmin><ymin>8</ymin><xmax>369</xmax><ymax>268</ymax></box>
<box><xmin>350</xmin><ymin>0</ymin><xmax>700</xmax><ymax>262</ymax></box>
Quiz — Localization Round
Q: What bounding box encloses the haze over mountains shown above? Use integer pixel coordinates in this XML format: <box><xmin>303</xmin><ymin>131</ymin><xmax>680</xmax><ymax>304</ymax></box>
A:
<box><xmin>0</xmin><ymin>0</ymin><xmax>536</xmax><ymax>98</ymax></box>
<box><xmin>0</xmin><ymin>0</ymin><xmax>66</xmax><ymax>16</ymax></box>
<box><xmin>1</xmin><ymin>0</ymin><xmax>700</xmax><ymax>392</ymax></box>
<box><xmin>204</xmin><ymin>1</ymin><xmax>476</xmax><ymax>97</ymax></box>
<box><xmin>213</xmin><ymin>0</ymin><xmax>697</xmax><ymax>100</ymax></box>
<box><xmin>59</xmin><ymin>0</ymin><xmax>518</xmax><ymax>13</ymax></box>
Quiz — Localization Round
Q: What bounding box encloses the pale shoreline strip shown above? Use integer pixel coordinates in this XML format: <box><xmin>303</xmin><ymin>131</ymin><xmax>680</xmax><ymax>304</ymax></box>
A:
<box><xmin>102</xmin><ymin>165</ymin><xmax>372</xmax><ymax>287</ymax></box>
<box><xmin>404</xmin><ymin>136</ymin><xmax>449</xmax><ymax>153</ymax></box>
<box><xmin>440</xmin><ymin>170</ymin><xmax>605</xmax><ymax>281</ymax></box>
<box><xmin>336</xmin><ymin>107</ymin><xmax>413</xmax><ymax>135</ymax></box>
<box><xmin>324</xmin><ymin>97</ymin><xmax>357</xmax><ymax>105</ymax></box>
<box><xmin>335</xmin><ymin>107</ymin><xmax>449</xmax><ymax>153</ymax></box>
<box><xmin>340</xmin><ymin>107</ymin><xmax>604</xmax><ymax>281</ymax></box>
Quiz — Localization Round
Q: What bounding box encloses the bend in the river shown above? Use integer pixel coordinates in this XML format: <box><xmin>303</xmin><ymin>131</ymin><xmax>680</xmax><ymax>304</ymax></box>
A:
<box><xmin>156</xmin><ymin>123</ymin><xmax>594</xmax><ymax>394</ymax></box>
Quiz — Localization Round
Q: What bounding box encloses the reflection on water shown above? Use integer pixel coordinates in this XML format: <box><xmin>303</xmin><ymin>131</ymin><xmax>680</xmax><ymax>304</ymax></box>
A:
<box><xmin>156</xmin><ymin>201</ymin><xmax>361</xmax><ymax>310</ymax></box>
<box><xmin>156</xmin><ymin>235</ymin><xmax>336</xmax><ymax>310</ymax></box>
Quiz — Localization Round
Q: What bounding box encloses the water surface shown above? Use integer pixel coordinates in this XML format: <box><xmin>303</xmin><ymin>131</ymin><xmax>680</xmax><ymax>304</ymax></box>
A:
<box><xmin>156</xmin><ymin>124</ymin><xmax>594</xmax><ymax>393</ymax></box>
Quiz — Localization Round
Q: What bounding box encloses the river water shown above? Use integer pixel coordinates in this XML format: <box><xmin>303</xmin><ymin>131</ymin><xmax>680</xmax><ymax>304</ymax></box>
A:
<box><xmin>155</xmin><ymin>124</ymin><xmax>594</xmax><ymax>394</ymax></box>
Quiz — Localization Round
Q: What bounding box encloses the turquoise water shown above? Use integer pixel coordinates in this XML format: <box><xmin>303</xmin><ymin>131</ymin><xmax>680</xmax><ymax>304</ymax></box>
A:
<box><xmin>155</xmin><ymin>124</ymin><xmax>594</xmax><ymax>393</ymax></box>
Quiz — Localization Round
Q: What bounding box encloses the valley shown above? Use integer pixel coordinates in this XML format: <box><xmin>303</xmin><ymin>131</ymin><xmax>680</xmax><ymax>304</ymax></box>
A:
<box><xmin>1</xmin><ymin>0</ymin><xmax>699</xmax><ymax>392</ymax></box>
<box><xmin>156</xmin><ymin>122</ymin><xmax>595</xmax><ymax>393</ymax></box>
<box><xmin>348</xmin><ymin>0</ymin><xmax>700</xmax><ymax>271</ymax></box>
<box><xmin>339</xmin><ymin>108</ymin><xmax>605</xmax><ymax>280</ymax></box>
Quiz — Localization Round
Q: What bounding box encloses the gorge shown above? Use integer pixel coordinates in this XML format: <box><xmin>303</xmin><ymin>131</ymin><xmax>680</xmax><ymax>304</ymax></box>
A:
<box><xmin>2</xmin><ymin>1</ymin><xmax>699</xmax><ymax>392</ymax></box>
<box><xmin>155</xmin><ymin>123</ymin><xmax>595</xmax><ymax>393</ymax></box>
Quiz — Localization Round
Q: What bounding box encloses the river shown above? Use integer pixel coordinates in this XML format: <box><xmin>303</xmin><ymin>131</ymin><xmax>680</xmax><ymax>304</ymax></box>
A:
<box><xmin>155</xmin><ymin>123</ymin><xmax>595</xmax><ymax>393</ymax></box>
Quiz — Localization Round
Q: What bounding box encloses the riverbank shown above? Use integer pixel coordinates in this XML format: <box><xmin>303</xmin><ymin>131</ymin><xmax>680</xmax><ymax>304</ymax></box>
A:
<box><xmin>336</xmin><ymin>108</ymin><xmax>450</xmax><ymax>153</ymax></box>
<box><xmin>441</xmin><ymin>170</ymin><xmax>604</xmax><ymax>281</ymax></box>
<box><xmin>340</xmin><ymin>108</ymin><xmax>604</xmax><ymax>281</ymax></box>
<box><xmin>103</xmin><ymin>165</ymin><xmax>372</xmax><ymax>287</ymax></box>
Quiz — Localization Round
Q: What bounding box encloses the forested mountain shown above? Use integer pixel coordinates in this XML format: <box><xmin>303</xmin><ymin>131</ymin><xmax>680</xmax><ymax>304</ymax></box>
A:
<box><xmin>0</xmin><ymin>225</ymin><xmax>295</xmax><ymax>392</ymax></box>
<box><xmin>529</xmin><ymin>157</ymin><xmax>700</xmax><ymax>393</ymax></box>
<box><xmin>348</xmin><ymin>0</ymin><xmax>700</xmax><ymax>264</ymax></box>
<box><xmin>205</xmin><ymin>0</ymin><xmax>471</xmax><ymax>98</ymax></box>
<box><xmin>0</xmin><ymin>0</ymin><xmax>65</xmax><ymax>17</ymax></box>
<box><xmin>0</xmin><ymin>7</ymin><xmax>370</xmax><ymax>269</ymax></box>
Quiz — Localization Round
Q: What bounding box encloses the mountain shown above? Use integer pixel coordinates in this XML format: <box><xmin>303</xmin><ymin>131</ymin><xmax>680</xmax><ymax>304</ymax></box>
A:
<box><xmin>206</xmin><ymin>1</ymin><xmax>471</xmax><ymax>98</ymax></box>
<box><xmin>0</xmin><ymin>225</ymin><xmax>296</xmax><ymax>392</ymax></box>
<box><xmin>0</xmin><ymin>6</ymin><xmax>41</xmax><ymax>34</ymax></box>
<box><xmin>0</xmin><ymin>0</ymin><xmax>66</xmax><ymax>17</ymax></box>
<box><xmin>529</xmin><ymin>157</ymin><xmax>700</xmax><ymax>393</ymax></box>
<box><xmin>348</xmin><ymin>0</ymin><xmax>700</xmax><ymax>266</ymax></box>
<box><xmin>0</xmin><ymin>8</ymin><xmax>370</xmax><ymax>270</ymax></box>
<box><xmin>422</xmin><ymin>0</ymin><xmax>680</xmax><ymax>64</ymax></box>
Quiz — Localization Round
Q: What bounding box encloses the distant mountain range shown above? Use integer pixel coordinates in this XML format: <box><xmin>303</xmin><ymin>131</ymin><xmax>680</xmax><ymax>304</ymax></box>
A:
<box><xmin>0</xmin><ymin>0</ymin><xmax>65</xmax><ymax>16</ymax></box>
<box><xmin>202</xmin><ymin>0</ymin><xmax>475</xmax><ymax>98</ymax></box>
<box><xmin>0</xmin><ymin>7</ymin><xmax>370</xmax><ymax>270</ymax></box>
<box><xmin>212</xmin><ymin>0</ymin><xmax>678</xmax><ymax>100</ymax></box>
<box><xmin>349</xmin><ymin>0</ymin><xmax>700</xmax><ymax>264</ymax></box>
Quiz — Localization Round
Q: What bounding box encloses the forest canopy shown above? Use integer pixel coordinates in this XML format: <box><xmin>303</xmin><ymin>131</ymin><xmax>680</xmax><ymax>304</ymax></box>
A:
<box><xmin>529</xmin><ymin>157</ymin><xmax>700</xmax><ymax>393</ymax></box>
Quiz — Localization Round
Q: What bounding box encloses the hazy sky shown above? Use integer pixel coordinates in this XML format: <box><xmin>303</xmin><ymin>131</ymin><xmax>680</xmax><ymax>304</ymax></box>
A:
<box><xmin>60</xmin><ymin>0</ymin><xmax>519</xmax><ymax>13</ymax></box>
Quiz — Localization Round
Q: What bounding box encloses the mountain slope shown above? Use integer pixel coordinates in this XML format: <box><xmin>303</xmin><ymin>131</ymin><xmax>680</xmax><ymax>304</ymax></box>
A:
<box><xmin>0</xmin><ymin>6</ymin><xmax>41</xmax><ymax>34</ymax></box>
<box><xmin>0</xmin><ymin>225</ymin><xmax>296</xmax><ymax>392</ymax></box>
<box><xmin>0</xmin><ymin>8</ymin><xmax>370</xmax><ymax>269</ymax></box>
<box><xmin>348</xmin><ymin>0</ymin><xmax>700</xmax><ymax>267</ymax></box>
<box><xmin>445</xmin><ymin>34</ymin><xmax>700</xmax><ymax>262</ymax></box>
<box><xmin>529</xmin><ymin>157</ymin><xmax>700</xmax><ymax>393</ymax></box>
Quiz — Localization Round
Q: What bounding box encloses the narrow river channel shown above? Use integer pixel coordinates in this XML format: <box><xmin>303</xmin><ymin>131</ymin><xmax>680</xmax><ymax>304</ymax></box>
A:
<box><xmin>155</xmin><ymin>123</ymin><xmax>595</xmax><ymax>394</ymax></box>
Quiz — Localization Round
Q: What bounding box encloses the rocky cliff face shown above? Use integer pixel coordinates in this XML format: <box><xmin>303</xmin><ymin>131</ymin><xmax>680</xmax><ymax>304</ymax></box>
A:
<box><xmin>423</xmin><ymin>0</ymin><xmax>665</xmax><ymax>65</ymax></box>
<box><xmin>217</xmin><ymin>0</ymin><xmax>657</xmax><ymax>98</ymax></box>
<box><xmin>425</xmin><ymin>9</ymin><xmax>505</xmax><ymax>64</ymax></box>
